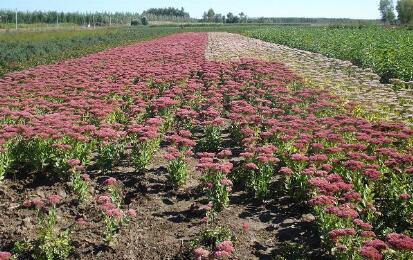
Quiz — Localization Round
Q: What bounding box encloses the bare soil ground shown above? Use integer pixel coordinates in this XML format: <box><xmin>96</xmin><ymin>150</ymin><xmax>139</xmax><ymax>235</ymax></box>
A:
<box><xmin>0</xmin><ymin>145</ymin><xmax>329</xmax><ymax>259</ymax></box>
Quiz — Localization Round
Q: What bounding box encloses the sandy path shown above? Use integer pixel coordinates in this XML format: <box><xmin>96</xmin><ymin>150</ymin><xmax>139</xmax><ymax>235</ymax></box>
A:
<box><xmin>206</xmin><ymin>32</ymin><xmax>413</xmax><ymax>127</ymax></box>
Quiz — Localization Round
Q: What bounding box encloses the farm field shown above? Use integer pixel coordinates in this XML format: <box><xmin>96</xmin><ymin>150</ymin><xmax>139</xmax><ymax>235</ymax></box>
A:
<box><xmin>0</xmin><ymin>30</ymin><xmax>413</xmax><ymax>260</ymax></box>
<box><xmin>246</xmin><ymin>26</ymin><xmax>413</xmax><ymax>84</ymax></box>
<box><xmin>0</xmin><ymin>25</ymin><xmax>266</xmax><ymax>77</ymax></box>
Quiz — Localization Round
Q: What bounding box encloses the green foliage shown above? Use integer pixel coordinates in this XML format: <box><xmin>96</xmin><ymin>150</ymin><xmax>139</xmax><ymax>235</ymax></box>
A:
<box><xmin>226</xmin><ymin>12</ymin><xmax>240</xmax><ymax>23</ymax></box>
<box><xmin>379</xmin><ymin>0</ymin><xmax>396</xmax><ymax>24</ymax></box>
<box><xmin>141</xmin><ymin>16</ymin><xmax>148</xmax><ymax>26</ymax></box>
<box><xmin>96</xmin><ymin>142</ymin><xmax>124</xmax><ymax>172</ymax></box>
<box><xmin>33</xmin><ymin>206</ymin><xmax>73</xmax><ymax>260</ymax></box>
<box><xmin>130</xmin><ymin>19</ymin><xmax>141</xmax><ymax>26</ymax></box>
<box><xmin>12</xmin><ymin>239</ymin><xmax>32</xmax><ymax>258</ymax></box>
<box><xmin>190</xmin><ymin>226</ymin><xmax>233</xmax><ymax>250</ymax></box>
<box><xmin>250</xmin><ymin>164</ymin><xmax>274</xmax><ymax>199</ymax></box>
<box><xmin>0</xmin><ymin>146</ymin><xmax>12</xmax><ymax>181</ymax></box>
<box><xmin>167</xmin><ymin>157</ymin><xmax>189</xmax><ymax>188</ymax></box>
<box><xmin>196</xmin><ymin>126</ymin><xmax>222</xmax><ymax>152</ymax></box>
<box><xmin>131</xmin><ymin>138</ymin><xmax>160</xmax><ymax>170</ymax></box>
<box><xmin>34</xmin><ymin>229</ymin><xmax>72</xmax><ymax>260</ymax></box>
<box><xmin>397</xmin><ymin>0</ymin><xmax>413</xmax><ymax>24</ymax></box>
<box><xmin>142</xmin><ymin>7</ymin><xmax>190</xmax><ymax>18</ymax></box>
<box><xmin>202</xmin><ymin>169</ymin><xmax>232</xmax><ymax>213</ymax></box>
<box><xmin>247</xmin><ymin>26</ymin><xmax>413</xmax><ymax>82</ymax></box>
<box><xmin>70</xmin><ymin>171</ymin><xmax>90</xmax><ymax>202</ymax></box>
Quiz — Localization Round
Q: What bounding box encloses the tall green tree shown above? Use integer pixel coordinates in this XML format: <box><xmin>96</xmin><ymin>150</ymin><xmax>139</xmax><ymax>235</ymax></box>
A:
<box><xmin>379</xmin><ymin>0</ymin><xmax>396</xmax><ymax>23</ymax></box>
<box><xmin>239</xmin><ymin>12</ymin><xmax>247</xmax><ymax>23</ymax></box>
<box><xmin>396</xmin><ymin>0</ymin><xmax>413</xmax><ymax>24</ymax></box>
<box><xmin>207</xmin><ymin>8</ymin><xmax>215</xmax><ymax>22</ymax></box>
<box><xmin>226</xmin><ymin>12</ymin><xmax>240</xmax><ymax>23</ymax></box>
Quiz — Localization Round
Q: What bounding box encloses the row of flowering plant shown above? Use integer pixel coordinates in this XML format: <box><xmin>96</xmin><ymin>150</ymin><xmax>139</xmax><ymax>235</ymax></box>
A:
<box><xmin>97</xmin><ymin>177</ymin><xmax>137</xmax><ymax>243</ymax></box>
<box><xmin>198</xmin><ymin>150</ymin><xmax>233</xmax><ymax>218</ymax></box>
<box><xmin>164</xmin><ymin>130</ymin><xmax>196</xmax><ymax>188</ymax></box>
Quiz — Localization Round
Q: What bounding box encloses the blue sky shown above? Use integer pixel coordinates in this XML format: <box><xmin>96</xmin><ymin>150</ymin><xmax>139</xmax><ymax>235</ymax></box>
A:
<box><xmin>1</xmin><ymin>0</ymin><xmax>381</xmax><ymax>19</ymax></box>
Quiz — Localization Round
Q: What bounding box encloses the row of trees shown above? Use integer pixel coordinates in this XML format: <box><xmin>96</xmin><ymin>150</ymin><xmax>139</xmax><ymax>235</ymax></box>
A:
<box><xmin>201</xmin><ymin>8</ymin><xmax>247</xmax><ymax>23</ymax></box>
<box><xmin>0</xmin><ymin>10</ymin><xmax>140</xmax><ymax>25</ymax></box>
<box><xmin>0</xmin><ymin>7</ymin><xmax>191</xmax><ymax>26</ymax></box>
<box><xmin>142</xmin><ymin>7</ymin><xmax>190</xmax><ymax>18</ymax></box>
<box><xmin>379</xmin><ymin>0</ymin><xmax>413</xmax><ymax>24</ymax></box>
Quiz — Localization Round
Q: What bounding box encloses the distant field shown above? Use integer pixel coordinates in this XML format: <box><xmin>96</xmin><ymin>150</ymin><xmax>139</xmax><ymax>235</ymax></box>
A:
<box><xmin>0</xmin><ymin>24</ymin><xmax>265</xmax><ymax>77</ymax></box>
<box><xmin>246</xmin><ymin>26</ymin><xmax>413</xmax><ymax>83</ymax></box>
<box><xmin>0</xmin><ymin>22</ymin><xmax>80</xmax><ymax>30</ymax></box>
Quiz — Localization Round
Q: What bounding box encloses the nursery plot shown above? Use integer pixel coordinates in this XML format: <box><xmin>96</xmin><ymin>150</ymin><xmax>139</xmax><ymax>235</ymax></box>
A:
<box><xmin>0</xmin><ymin>32</ymin><xmax>413</xmax><ymax>260</ymax></box>
<box><xmin>207</xmin><ymin>32</ymin><xmax>413</xmax><ymax>127</ymax></box>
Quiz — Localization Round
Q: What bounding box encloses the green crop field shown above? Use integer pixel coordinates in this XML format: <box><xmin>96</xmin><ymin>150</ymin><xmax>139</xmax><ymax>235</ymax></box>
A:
<box><xmin>246</xmin><ymin>26</ymin><xmax>413</xmax><ymax>82</ymax></box>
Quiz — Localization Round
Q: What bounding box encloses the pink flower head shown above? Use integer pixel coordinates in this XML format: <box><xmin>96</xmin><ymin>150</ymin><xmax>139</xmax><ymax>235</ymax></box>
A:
<box><xmin>96</xmin><ymin>195</ymin><xmax>111</xmax><ymax>205</ymax></box>
<box><xmin>81</xmin><ymin>173</ymin><xmax>91</xmax><ymax>181</ymax></box>
<box><xmin>359</xmin><ymin>246</ymin><xmax>382</xmax><ymax>260</ymax></box>
<box><xmin>0</xmin><ymin>251</ymin><xmax>12</xmax><ymax>260</ymax></box>
<box><xmin>363</xmin><ymin>239</ymin><xmax>387</xmax><ymax>250</ymax></box>
<box><xmin>220</xmin><ymin>178</ymin><xmax>233</xmax><ymax>187</ymax></box>
<box><xmin>68</xmin><ymin>159</ymin><xmax>81</xmax><ymax>167</ymax></box>
<box><xmin>104</xmin><ymin>177</ymin><xmax>118</xmax><ymax>186</ymax></box>
<box><xmin>336</xmin><ymin>244</ymin><xmax>348</xmax><ymax>252</ymax></box>
<box><xmin>102</xmin><ymin>202</ymin><xmax>117</xmax><ymax>212</ymax></box>
<box><xmin>106</xmin><ymin>208</ymin><xmax>123</xmax><ymax>219</ymax></box>
<box><xmin>326</xmin><ymin>204</ymin><xmax>359</xmax><ymax>219</ymax></box>
<box><xmin>164</xmin><ymin>153</ymin><xmax>177</xmax><ymax>161</ymax></box>
<box><xmin>214</xmin><ymin>250</ymin><xmax>231</xmax><ymax>259</ymax></box>
<box><xmin>361</xmin><ymin>231</ymin><xmax>377</xmax><ymax>238</ymax></box>
<box><xmin>178</xmin><ymin>130</ymin><xmax>192</xmax><ymax>138</ymax></box>
<box><xmin>216</xmin><ymin>240</ymin><xmax>234</xmax><ymax>254</ymax></box>
<box><xmin>22</xmin><ymin>200</ymin><xmax>32</xmax><ymax>208</ymax></box>
<box><xmin>242</xmin><ymin>223</ymin><xmax>250</xmax><ymax>232</ymax></box>
<box><xmin>400</xmin><ymin>193</ymin><xmax>411</xmax><ymax>200</ymax></box>
<box><xmin>387</xmin><ymin>233</ymin><xmax>413</xmax><ymax>250</ymax></box>
<box><xmin>329</xmin><ymin>228</ymin><xmax>356</xmax><ymax>242</ymax></box>
<box><xmin>193</xmin><ymin>247</ymin><xmax>210</xmax><ymax>260</ymax></box>
<box><xmin>245</xmin><ymin>162</ymin><xmax>258</xmax><ymax>170</ymax></box>
<box><xmin>219</xmin><ymin>162</ymin><xmax>233</xmax><ymax>174</ymax></box>
<box><xmin>76</xmin><ymin>217</ymin><xmax>87</xmax><ymax>225</ymax></box>
<box><xmin>47</xmin><ymin>195</ymin><xmax>62</xmax><ymax>205</ymax></box>
<box><xmin>184</xmin><ymin>150</ymin><xmax>195</xmax><ymax>157</ymax></box>
<box><xmin>291</xmin><ymin>153</ymin><xmax>309</xmax><ymax>162</ymax></box>
<box><xmin>353</xmin><ymin>219</ymin><xmax>373</xmax><ymax>231</ymax></box>
<box><xmin>127</xmin><ymin>209</ymin><xmax>137</xmax><ymax>218</ymax></box>
<box><xmin>217</xmin><ymin>149</ymin><xmax>232</xmax><ymax>158</ymax></box>
<box><xmin>309</xmin><ymin>195</ymin><xmax>336</xmax><ymax>206</ymax></box>
<box><xmin>31</xmin><ymin>198</ymin><xmax>44</xmax><ymax>208</ymax></box>
<box><xmin>279</xmin><ymin>167</ymin><xmax>293</xmax><ymax>176</ymax></box>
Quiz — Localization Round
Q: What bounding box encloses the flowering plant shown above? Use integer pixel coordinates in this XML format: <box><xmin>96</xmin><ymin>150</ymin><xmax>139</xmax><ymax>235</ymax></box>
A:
<box><xmin>164</xmin><ymin>130</ymin><xmax>195</xmax><ymax>187</ymax></box>
<box><xmin>198</xmin><ymin>151</ymin><xmax>233</xmax><ymax>214</ymax></box>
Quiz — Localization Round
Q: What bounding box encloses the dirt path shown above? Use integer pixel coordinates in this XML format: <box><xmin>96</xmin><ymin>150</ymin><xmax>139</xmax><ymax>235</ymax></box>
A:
<box><xmin>206</xmin><ymin>32</ymin><xmax>413</xmax><ymax>127</ymax></box>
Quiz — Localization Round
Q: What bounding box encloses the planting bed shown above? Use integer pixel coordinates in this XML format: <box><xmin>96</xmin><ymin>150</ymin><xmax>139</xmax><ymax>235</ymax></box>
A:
<box><xmin>0</xmin><ymin>32</ymin><xmax>412</xmax><ymax>260</ymax></box>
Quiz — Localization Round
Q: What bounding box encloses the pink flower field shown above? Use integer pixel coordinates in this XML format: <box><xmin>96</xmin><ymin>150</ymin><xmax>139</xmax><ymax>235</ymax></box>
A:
<box><xmin>0</xmin><ymin>32</ymin><xmax>413</xmax><ymax>259</ymax></box>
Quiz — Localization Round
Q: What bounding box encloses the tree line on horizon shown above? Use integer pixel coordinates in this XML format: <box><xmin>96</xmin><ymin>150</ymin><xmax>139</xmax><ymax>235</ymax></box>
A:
<box><xmin>0</xmin><ymin>8</ymin><xmax>192</xmax><ymax>26</ymax></box>
<box><xmin>379</xmin><ymin>0</ymin><xmax>413</xmax><ymax>24</ymax></box>
<box><xmin>1</xmin><ymin>3</ymin><xmax>411</xmax><ymax>27</ymax></box>
<box><xmin>0</xmin><ymin>10</ymin><xmax>142</xmax><ymax>25</ymax></box>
